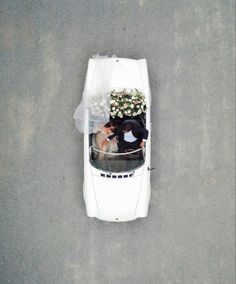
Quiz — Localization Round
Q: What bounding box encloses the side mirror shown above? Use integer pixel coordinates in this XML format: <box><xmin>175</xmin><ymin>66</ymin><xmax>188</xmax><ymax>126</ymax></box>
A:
<box><xmin>148</xmin><ymin>167</ymin><xmax>156</xmax><ymax>171</ymax></box>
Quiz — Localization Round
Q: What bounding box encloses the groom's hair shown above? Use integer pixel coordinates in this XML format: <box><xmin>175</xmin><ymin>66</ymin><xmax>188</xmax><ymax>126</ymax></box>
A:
<box><xmin>123</xmin><ymin>123</ymin><xmax>132</xmax><ymax>132</ymax></box>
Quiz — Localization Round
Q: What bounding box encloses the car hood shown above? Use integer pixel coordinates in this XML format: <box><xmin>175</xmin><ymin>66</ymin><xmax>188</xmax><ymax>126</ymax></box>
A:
<box><xmin>89</xmin><ymin>57</ymin><xmax>144</xmax><ymax>91</ymax></box>
<box><xmin>91</xmin><ymin>173</ymin><xmax>143</xmax><ymax>221</ymax></box>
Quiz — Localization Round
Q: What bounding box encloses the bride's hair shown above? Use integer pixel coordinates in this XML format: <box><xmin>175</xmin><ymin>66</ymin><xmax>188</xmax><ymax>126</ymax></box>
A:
<box><xmin>104</xmin><ymin>122</ymin><xmax>117</xmax><ymax>128</ymax></box>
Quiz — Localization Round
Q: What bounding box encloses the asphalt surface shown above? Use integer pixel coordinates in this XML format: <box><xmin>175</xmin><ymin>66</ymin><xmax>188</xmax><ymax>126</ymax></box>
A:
<box><xmin>0</xmin><ymin>1</ymin><xmax>235</xmax><ymax>283</ymax></box>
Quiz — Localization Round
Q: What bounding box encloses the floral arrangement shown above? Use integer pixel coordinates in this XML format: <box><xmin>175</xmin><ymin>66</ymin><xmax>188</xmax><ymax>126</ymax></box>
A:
<box><xmin>109</xmin><ymin>89</ymin><xmax>146</xmax><ymax>118</ymax></box>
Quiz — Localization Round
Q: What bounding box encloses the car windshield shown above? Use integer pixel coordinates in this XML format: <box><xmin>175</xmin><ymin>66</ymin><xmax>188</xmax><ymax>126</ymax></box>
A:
<box><xmin>90</xmin><ymin>147</ymin><xmax>145</xmax><ymax>172</ymax></box>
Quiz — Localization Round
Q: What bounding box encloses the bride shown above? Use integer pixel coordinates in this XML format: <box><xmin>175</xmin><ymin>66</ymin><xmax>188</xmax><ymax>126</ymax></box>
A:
<box><xmin>93</xmin><ymin>122</ymin><xmax>118</xmax><ymax>160</ymax></box>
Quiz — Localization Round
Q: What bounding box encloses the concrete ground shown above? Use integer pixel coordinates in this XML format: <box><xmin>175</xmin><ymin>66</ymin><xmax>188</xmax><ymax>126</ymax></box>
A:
<box><xmin>0</xmin><ymin>1</ymin><xmax>235</xmax><ymax>283</ymax></box>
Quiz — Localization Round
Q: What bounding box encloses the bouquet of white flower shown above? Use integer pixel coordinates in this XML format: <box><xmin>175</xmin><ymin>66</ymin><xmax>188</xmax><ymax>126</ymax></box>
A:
<box><xmin>109</xmin><ymin>89</ymin><xmax>146</xmax><ymax>118</ymax></box>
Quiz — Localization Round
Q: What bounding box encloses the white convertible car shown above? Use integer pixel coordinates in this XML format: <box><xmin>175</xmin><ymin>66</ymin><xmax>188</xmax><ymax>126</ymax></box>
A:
<box><xmin>74</xmin><ymin>56</ymin><xmax>152</xmax><ymax>222</ymax></box>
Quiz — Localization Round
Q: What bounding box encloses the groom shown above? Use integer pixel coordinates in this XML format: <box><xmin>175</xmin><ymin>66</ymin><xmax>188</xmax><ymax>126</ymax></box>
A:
<box><xmin>102</xmin><ymin>120</ymin><xmax>148</xmax><ymax>153</ymax></box>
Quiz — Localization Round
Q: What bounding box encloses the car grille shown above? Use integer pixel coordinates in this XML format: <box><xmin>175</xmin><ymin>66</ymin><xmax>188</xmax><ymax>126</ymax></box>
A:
<box><xmin>100</xmin><ymin>173</ymin><xmax>133</xmax><ymax>178</ymax></box>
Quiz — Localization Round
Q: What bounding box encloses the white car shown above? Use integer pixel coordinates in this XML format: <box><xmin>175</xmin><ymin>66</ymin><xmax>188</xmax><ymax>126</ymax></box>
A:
<box><xmin>74</xmin><ymin>56</ymin><xmax>152</xmax><ymax>222</ymax></box>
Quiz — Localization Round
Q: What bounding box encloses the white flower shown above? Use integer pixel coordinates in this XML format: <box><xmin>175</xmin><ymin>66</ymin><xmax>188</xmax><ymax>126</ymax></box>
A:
<box><xmin>109</xmin><ymin>89</ymin><xmax>146</xmax><ymax>117</ymax></box>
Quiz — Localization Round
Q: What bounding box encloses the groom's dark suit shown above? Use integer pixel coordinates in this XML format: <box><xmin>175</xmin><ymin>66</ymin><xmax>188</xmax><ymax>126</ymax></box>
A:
<box><xmin>107</xmin><ymin>123</ymin><xmax>148</xmax><ymax>153</ymax></box>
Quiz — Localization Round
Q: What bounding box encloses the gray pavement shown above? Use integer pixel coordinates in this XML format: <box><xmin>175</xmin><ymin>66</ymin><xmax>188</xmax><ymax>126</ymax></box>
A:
<box><xmin>0</xmin><ymin>1</ymin><xmax>235</xmax><ymax>283</ymax></box>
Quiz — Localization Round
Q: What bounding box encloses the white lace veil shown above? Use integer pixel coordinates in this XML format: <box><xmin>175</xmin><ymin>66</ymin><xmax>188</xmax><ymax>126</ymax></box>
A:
<box><xmin>73</xmin><ymin>54</ymin><xmax>116</xmax><ymax>134</ymax></box>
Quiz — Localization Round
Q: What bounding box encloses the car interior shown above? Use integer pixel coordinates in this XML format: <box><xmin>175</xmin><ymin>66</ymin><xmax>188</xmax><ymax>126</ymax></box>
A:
<box><xmin>89</xmin><ymin>114</ymin><xmax>146</xmax><ymax>172</ymax></box>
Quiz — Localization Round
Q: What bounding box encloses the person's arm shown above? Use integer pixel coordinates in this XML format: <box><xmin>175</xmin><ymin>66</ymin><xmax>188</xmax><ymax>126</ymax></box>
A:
<box><xmin>107</xmin><ymin>127</ymin><xmax>120</xmax><ymax>141</ymax></box>
<box><xmin>141</xmin><ymin>128</ymin><xmax>148</xmax><ymax>140</ymax></box>
<box><xmin>140</xmin><ymin>128</ymin><xmax>148</xmax><ymax>147</ymax></box>
<box><xmin>107</xmin><ymin>133</ymin><xmax>116</xmax><ymax>141</ymax></box>
<box><xmin>102</xmin><ymin>130</ymin><xmax>117</xmax><ymax>146</ymax></box>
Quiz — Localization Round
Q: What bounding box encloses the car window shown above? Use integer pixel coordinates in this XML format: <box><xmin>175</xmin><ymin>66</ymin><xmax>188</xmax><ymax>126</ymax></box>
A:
<box><xmin>90</xmin><ymin>147</ymin><xmax>145</xmax><ymax>172</ymax></box>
